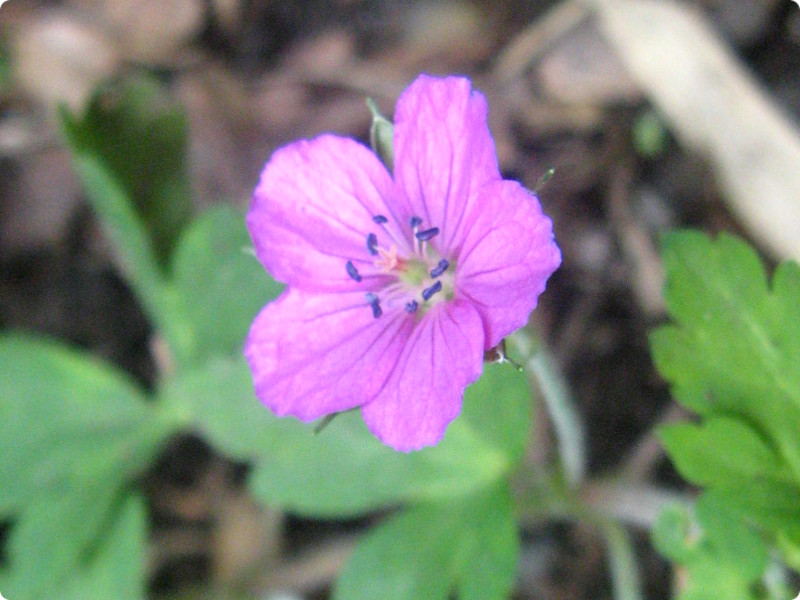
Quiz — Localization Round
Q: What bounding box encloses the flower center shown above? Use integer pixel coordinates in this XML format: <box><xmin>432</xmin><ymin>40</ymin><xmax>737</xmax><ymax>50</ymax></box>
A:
<box><xmin>344</xmin><ymin>214</ymin><xmax>455</xmax><ymax>319</ymax></box>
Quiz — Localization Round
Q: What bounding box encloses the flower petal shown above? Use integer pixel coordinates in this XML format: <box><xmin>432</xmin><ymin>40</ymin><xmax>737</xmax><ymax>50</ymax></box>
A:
<box><xmin>360</xmin><ymin>300</ymin><xmax>484</xmax><ymax>451</ymax></box>
<box><xmin>456</xmin><ymin>180</ymin><xmax>561</xmax><ymax>349</ymax></box>
<box><xmin>245</xmin><ymin>288</ymin><xmax>412</xmax><ymax>421</ymax></box>
<box><xmin>248</xmin><ymin>135</ymin><xmax>409</xmax><ymax>292</ymax></box>
<box><xmin>393</xmin><ymin>75</ymin><xmax>501</xmax><ymax>252</ymax></box>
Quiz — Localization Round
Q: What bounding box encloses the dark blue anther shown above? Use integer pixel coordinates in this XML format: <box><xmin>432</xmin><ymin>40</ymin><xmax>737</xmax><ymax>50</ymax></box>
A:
<box><xmin>372</xmin><ymin>214</ymin><xmax>388</xmax><ymax>224</ymax></box>
<box><xmin>345</xmin><ymin>260</ymin><xmax>362</xmax><ymax>282</ymax></box>
<box><xmin>365</xmin><ymin>292</ymin><xmax>382</xmax><ymax>318</ymax></box>
<box><xmin>366</xmin><ymin>233</ymin><xmax>379</xmax><ymax>255</ymax></box>
<box><xmin>409</xmin><ymin>216</ymin><xmax>423</xmax><ymax>228</ymax></box>
<box><xmin>415</xmin><ymin>227</ymin><xmax>440</xmax><ymax>242</ymax></box>
<box><xmin>421</xmin><ymin>280</ymin><xmax>442</xmax><ymax>301</ymax></box>
<box><xmin>405</xmin><ymin>300</ymin><xmax>418</xmax><ymax>313</ymax></box>
<box><xmin>429</xmin><ymin>259</ymin><xmax>449</xmax><ymax>278</ymax></box>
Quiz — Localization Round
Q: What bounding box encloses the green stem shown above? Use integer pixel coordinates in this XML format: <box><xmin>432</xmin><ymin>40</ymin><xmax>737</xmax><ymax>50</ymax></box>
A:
<box><xmin>508</xmin><ymin>328</ymin><xmax>587</xmax><ymax>486</ymax></box>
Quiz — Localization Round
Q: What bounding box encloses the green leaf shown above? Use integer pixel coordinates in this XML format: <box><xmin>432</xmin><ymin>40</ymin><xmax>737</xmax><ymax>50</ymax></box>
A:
<box><xmin>59</xmin><ymin>104</ymin><xmax>195</xmax><ymax>363</ymax></box>
<box><xmin>695</xmin><ymin>494</ymin><xmax>767</xmax><ymax>579</ymax></box>
<box><xmin>161</xmin><ymin>359</ymin><xmax>531</xmax><ymax>516</ymax></box>
<box><xmin>652</xmin><ymin>504</ymin><xmax>694</xmax><ymax>564</ymax></box>
<box><xmin>171</xmin><ymin>206</ymin><xmax>284</xmax><ymax>363</ymax></box>
<box><xmin>704</xmin><ymin>482</ymin><xmax>800</xmax><ymax>543</ymax></box>
<box><xmin>652</xmin><ymin>497</ymin><xmax>768</xmax><ymax>600</ymax></box>
<box><xmin>59</xmin><ymin>493</ymin><xmax>148</xmax><ymax>600</ymax></box>
<box><xmin>59</xmin><ymin>75</ymin><xmax>192</xmax><ymax>265</ymax></box>
<box><xmin>1</xmin><ymin>491</ymin><xmax>148</xmax><ymax>600</ymax></box>
<box><xmin>0</xmin><ymin>334</ymin><xmax>178</xmax><ymax>593</ymax></box>
<box><xmin>651</xmin><ymin>231</ymin><xmax>800</xmax><ymax>479</ymax></box>
<box><xmin>659</xmin><ymin>417</ymin><xmax>789</xmax><ymax>486</ymax></box>
<box><xmin>58</xmin><ymin>76</ymin><xmax>198</xmax><ymax>364</ymax></box>
<box><xmin>0</xmin><ymin>334</ymin><xmax>174</xmax><ymax>511</ymax></box>
<box><xmin>652</xmin><ymin>231</ymin><xmax>800</xmax><ymax>577</ymax></box>
<box><xmin>55</xmin><ymin>142</ymin><xmax>166</xmax><ymax>312</ymax></box>
<box><xmin>0</xmin><ymin>38</ymin><xmax>10</xmax><ymax>93</ymax></box>
<box><xmin>333</xmin><ymin>482</ymin><xmax>518</xmax><ymax>600</ymax></box>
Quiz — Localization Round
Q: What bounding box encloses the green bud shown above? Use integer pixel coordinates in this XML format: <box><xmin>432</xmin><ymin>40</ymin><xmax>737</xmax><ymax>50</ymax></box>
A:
<box><xmin>367</xmin><ymin>97</ymin><xmax>395</xmax><ymax>173</ymax></box>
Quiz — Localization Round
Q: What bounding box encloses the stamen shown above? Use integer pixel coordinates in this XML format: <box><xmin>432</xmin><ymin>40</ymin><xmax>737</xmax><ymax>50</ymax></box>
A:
<box><xmin>430</xmin><ymin>259</ymin><xmax>449</xmax><ymax>278</ymax></box>
<box><xmin>409</xmin><ymin>216</ymin><xmax>423</xmax><ymax>228</ymax></box>
<box><xmin>421</xmin><ymin>280</ymin><xmax>442</xmax><ymax>301</ymax></box>
<box><xmin>365</xmin><ymin>292</ymin><xmax>382</xmax><ymax>318</ymax></box>
<box><xmin>345</xmin><ymin>260</ymin><xmax>362</xmax><ymax>282</ymax></box>
<box><xmin>366</xmin><ymin>233</ymin><xmax>379</xmax><ymax>255</ymax></box>
<box><xmin>415</xmin><ymin>227</ymin><xmax>440</xmax><ymax>241</ymax></box>
<box><xmin>405</xmin><ymin>300</ymin><xmax>419</xmax><ymax>313</ymax></box>
<box><xmin>372</xmin><ymin>214</ymin><xmax>388</xmax><ymax>224</ymax></box>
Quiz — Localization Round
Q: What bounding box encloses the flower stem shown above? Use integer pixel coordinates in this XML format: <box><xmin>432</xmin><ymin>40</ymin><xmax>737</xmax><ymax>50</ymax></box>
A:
<box><xmin>508</xmin><ymin>328</ymin><xmax>587</xmax><ymax>487</ymax></box>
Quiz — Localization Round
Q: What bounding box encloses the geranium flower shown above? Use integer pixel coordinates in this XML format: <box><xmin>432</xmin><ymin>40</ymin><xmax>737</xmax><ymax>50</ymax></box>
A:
<box><xmin>245</xmin><ymin>74</ymin><xmax>560</xmax><ymax>451</ymax></box>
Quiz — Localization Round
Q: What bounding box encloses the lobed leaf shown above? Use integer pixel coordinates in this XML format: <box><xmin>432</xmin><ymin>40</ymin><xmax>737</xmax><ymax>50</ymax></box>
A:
<box><xmin>59</xmin><ymin>75</ymin><xmax>192</xmax><ymax>265</ymax></box>
<box><xmin>170</xmin><ymin>206</ymin><xmax>284</xmax><ymax>364</ymax></box>
<box><xmin>161</xmin><ymin>359</ymin><xmax>531</xmax><ymax>516</ymax></box>
<box><xmin>651</xmin><ymin>231</ymin><xmax>800</xmax><ymax>596</ymax></box>
<box><xmin>332</xmin><ymin>482</ymin><xmax>518</xmax><ymax>600</ymax></box>
<box><xmin>652</xmin><ymin>497</ymin><xmax>767</xmax><ymax>600</ymax></box>
<box><xmin>651</xmin><ymin>231</ymin><xmax>800</xmax><ymax>478</ymax></box>
<box><xmin>659</xmin><ymin>417</ymin><xmax>789</xmax><ymax>486</ymax></box>
<box><xmin>0</xmin><ymin>334</ymin><xmax>177</xmax><ymax>595</ymax></box>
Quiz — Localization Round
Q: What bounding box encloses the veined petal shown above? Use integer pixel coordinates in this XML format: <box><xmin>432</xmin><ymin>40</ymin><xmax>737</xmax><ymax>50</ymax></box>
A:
<box><xmin>393</xmin><ymin>75</ymin><xmax>501</xmax><ymax>252</ymax></box>
<box><xmin>360</xmin><ymin>300</ymin><xmax>484</xmax><ymax>451</ymax></box>
<box><xmin>245</xmin><ymin>288</ymin><xmax>412</xmax><ymax>421</ymax></box>
<box><xmin>456</xmin><ymin>180</ymin><xmax>561</xmax><ymax>349</ymax></box>
<box><xmin>248</xmin><ymin>135</ymin><xmax>409</xmax><ymax>292</ymax></box>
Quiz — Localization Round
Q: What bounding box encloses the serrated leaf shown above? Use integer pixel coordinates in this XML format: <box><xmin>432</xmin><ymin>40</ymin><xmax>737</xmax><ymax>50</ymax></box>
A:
<box><xmin>171</xmin><ymin>206</ymin><xmax>284</xmax><ymax>363</ymax></box>
<box><xmin>651</xmin><ymin>231</ymin><xmax>800</xmax><ymax>478</ymax></box>
<box><xmin>0</xmin><ymin>334</ymin><xmax>177</xmax><ymax>594</ymax></box>
<box><xmin>703</xmin><ymin>483</ymin><xmax>800</xmax><ymax>543</ymax></box>
<box><xmin>0</xmin><ymin>334</ymin><xmax>174</xmax><ymax>511</ymax></box>
<box><xmin>60</xmin><ymin>75</ymin><xmax>192</xmax><ymax>265</ymax></box>
<box><xmin>695</xmin><ymin>494</ymin><xmax>767</xmax><ymax>579</ymax></box>
<box><xmin>333</xmin><ymin>482</ymin><xmax>518</xmax><ymax>600</ymax></box>
<box><xmin>652</xmin><ymin>496</ymin><xmax>767</xmax><ymax>600</ymax></box>
<box><xmin>161</xmin><ymin>359</ymin><xmax>531</xmax><ymax>516</ymax></box>
<box><xmin>659</xmin><ymin>417</ymin><xmax>788</xmax><ymax>486</ymax></box>
<box><xmin>652</xmin><ymin>504</ymin><xmax>694</xmax><ymax>564</ymax></box>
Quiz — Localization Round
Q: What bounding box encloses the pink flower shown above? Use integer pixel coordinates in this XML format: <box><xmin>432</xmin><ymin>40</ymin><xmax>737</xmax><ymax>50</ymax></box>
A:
<box><xmin>245</xmin><ymin>75</ymin><xmax>561</xmax><ymax>451</ymax></box>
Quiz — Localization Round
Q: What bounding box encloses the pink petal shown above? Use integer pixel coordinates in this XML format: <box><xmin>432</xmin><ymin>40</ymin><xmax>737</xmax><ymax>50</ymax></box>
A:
<box><xmin>456</xmin><ymin>180</ymin><xmax>561</xmax><ymax>349</ymax></box>
<box><xmin>248</xmin><ymin>135</ymin><xmax>410</xmax><ymax>292</ymax></box>
<box><xmin>245</xmin><ymin>288</ymin><xmax>412</xmax><ymax>421</ymax></box>
<box><xmin>360</xmin><ymin>300</ymin><xmax>485</xmax><ymax>451</ymax></box>
<box><xmin>393</xmin><ymin>75</ymin><xmax>501</xmax><ymax>252</ymax></box>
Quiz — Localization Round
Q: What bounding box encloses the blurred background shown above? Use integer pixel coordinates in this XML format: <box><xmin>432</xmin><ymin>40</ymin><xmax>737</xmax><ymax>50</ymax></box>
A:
<box><xmin>1</xmin><ymin>0</ymin><xmax>799</xmax><ymax>598</ymax></box>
